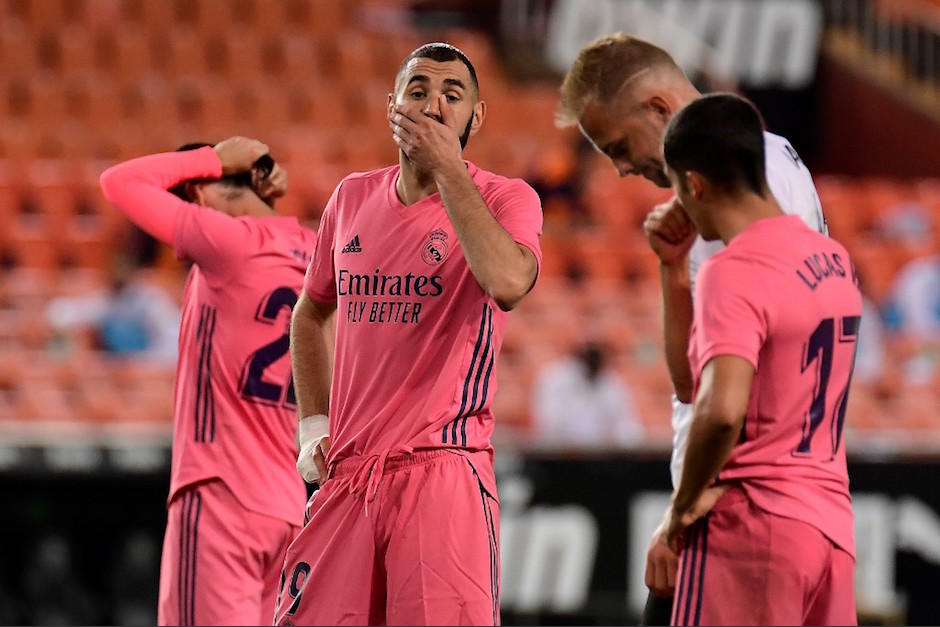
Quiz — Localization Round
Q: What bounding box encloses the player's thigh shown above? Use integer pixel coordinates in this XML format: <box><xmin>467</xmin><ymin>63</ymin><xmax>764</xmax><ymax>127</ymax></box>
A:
<box><xmin>672</xmin><ymin>488</ymin><xmax>811</xmax><ymax>626</ymax></box>
<box><xmin>253</xmin><ymin>516</ymin><xmax>300</xmax><ymax>626</ymax></box>
<box><xmin>274</xmin><ymin>482</ymin><xmax>380</xmax><ymax>626</ymax></box>
<box><xmin>157</xmin><ymin>494</ymin><xmax>185</xmax><ymax>626</ymax></box>
<box><xmin>158</xmin><ymin>481</ymin><xmax>265</xmax><ymax>626</ymax></box>
<box><xmin>384</xmin><ymin>453</ymin><xmax>500</xmax><ymax>626</ymax></box>
<box><xmin>805</xmin><ymin>545</ymin><xmax>857</xmax><ymax>626</ymax></box>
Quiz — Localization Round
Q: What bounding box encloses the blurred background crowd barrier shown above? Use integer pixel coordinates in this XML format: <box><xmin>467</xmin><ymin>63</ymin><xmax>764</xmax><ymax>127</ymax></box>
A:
<box><xmin>0</xmin><ymin>0</ymin><xmax>938</xmax><ymax>624</ymax></box>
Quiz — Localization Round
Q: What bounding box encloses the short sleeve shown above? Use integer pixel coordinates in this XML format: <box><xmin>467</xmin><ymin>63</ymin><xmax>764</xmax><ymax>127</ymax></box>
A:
<box><xmin>487</xmin><ymin>179</ymin><xmax>543</xmax><ymax>271</ymax></box>
<box><xmin>765</xmin><ymin>139</ymin><xmax>827</xmax><ymax>235</ymax></box>
<box><xmin>303</xmin><ymin>183</ymin><xmax>340</xmax><ymax>303</ymax></box>
<box><xmin>693</xmin><ymin>257</ymin><xmax>770</xmax><ymax>372</ymax></box>
<box><xmin>173</xmin><ymin>206</ymin><xmax>256</xmax><ymax>276</ymax></box>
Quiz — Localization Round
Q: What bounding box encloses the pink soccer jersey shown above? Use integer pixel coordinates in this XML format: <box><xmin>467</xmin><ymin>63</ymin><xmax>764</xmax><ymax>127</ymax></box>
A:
<box><xmin>100</xmin><ymin>147</ymin><xmax>314</xmax><ymax>525</ymax></box>
<box><xmin>688</xmin><ymin>214</ymin><xmax>862</xmax><ymax>556</ymax></box>
<box><xmin>304</xmin><ymin>162</ymin><xmax>543</xmax><ymax>489</ymax></box>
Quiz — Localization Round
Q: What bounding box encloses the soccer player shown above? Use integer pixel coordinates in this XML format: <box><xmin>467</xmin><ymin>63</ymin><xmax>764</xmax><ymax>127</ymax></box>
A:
<box><xmin>660</xmin><ymin>93</ymin><xmax>860</xmax><ymax>625</ymax></box>
<box><xmin>555</xmin><ymin>33</ymin><xmax>828</xmax><ymax>623</ymax></box>
<box><xmin>99</xmin><ymin>137</ymin><xmax>316</xmax><ymax>625</ymax></box>
<box><xmin>276</xmin><ymin>43</ymin><xmax>542</xmax><ymax>625</ymax></box>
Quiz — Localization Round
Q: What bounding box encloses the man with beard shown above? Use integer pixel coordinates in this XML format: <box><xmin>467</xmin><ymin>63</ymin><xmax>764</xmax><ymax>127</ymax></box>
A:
<box><xmin>276</xmin><ymin>43</ymin><xmax>543</xmax><ymax>626</ymax></box>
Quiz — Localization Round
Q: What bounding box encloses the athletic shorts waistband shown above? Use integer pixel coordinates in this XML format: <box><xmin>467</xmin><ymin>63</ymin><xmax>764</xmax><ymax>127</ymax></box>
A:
<box><xmin>330</xmin><ymin>448</ymin><xmax>470</xmax><ymax>479</ymax></box>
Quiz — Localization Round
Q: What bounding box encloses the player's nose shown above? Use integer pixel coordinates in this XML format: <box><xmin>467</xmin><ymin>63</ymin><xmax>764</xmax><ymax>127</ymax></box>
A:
<box><xmin>614</xmin><ymin>160</ymin><xmax>634</xmax><ymax>178</ymax></box>
<box><xmin>423</xmin><ymin>97</ymin><xmax>442</xmax><ymax>121</ymax></box>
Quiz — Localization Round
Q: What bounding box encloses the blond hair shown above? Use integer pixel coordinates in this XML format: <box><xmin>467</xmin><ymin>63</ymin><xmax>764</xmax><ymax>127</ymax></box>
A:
<box><xmin>557</xmin><ymin>33</ymin><xmax>681</xmax><ymax>127</ymax></box>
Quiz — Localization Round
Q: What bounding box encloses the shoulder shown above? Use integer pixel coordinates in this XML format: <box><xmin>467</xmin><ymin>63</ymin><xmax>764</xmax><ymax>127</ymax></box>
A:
<box><xmin>700</xmin><ymin>246</ymin><xmax>762</xmax><ymax>287</ymax></box>
<box><xmin>763</xmin><ymin>132</ymin><xmax>813</xmax><ymax>183</ymax></box>
<box><xmin>331</xmin><ymin>165</ymin><xmax>398</xmax><ymax>202</ymax></box>
<box><xmin>339</xmin><ymin>165</ymin><xmax>397</xmax><ymax>189</ymax></box>
<box><xmin>472</xmin><ymin>164</ymin><xmax>537</xmax><ymax>198</ymax></box>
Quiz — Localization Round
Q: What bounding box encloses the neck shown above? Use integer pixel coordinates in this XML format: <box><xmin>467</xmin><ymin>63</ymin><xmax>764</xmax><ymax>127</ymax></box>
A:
<box><xmin>396</xmin><ymin>153</ymin><xmax>439</xmax><ymax>206</ymax></box>
<box><xmin>249</xmin><ymin>206</ymin><xmax>276</xmax><ymax>218</ymax></box>
<box><xmin>228</xmin><ymin>198</ymin><xmax>275</xmax><ymax>218</ymax></box>
<box><xmin>713</xmin><ymin>189</ymin><xmax>785</xmax><ymax>244</ymax></box>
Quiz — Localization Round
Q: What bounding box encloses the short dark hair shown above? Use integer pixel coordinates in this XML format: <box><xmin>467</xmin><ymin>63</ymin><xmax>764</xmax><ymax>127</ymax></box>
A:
<box><xmin>168</xmin><ymin>142</ymin><xmax>254</xmax><ymax>202</ymax></box>
<box><xmin>396</xmin><ymin>42</ymin><xmax>479</xmax><ymax>96</ymax></box>
<box><xmin>663</xmin><ymin>93</ymin><xmax>767</xmax><ymax>196</ymax></box>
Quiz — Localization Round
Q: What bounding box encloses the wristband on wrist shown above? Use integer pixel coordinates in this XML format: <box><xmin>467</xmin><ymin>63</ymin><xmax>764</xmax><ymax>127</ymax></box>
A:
<box><xmin>299</xmin><ymin>414</ymin><xmax>329</xmax><ymax>444</ymax></box>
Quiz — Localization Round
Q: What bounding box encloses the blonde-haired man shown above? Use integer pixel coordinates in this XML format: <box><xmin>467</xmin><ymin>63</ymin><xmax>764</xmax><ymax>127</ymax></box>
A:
<box><xmin>559</xmin><ymin>33</ymin><xmax>829</xmax><ymax>624</ymax></box>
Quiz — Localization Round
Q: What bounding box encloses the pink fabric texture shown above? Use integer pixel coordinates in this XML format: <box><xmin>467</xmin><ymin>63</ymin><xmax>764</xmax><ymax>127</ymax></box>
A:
<box><xmin>689</xmin><ymin>215</ymin><xmax>863</xmax><ymax>556</ymax></box>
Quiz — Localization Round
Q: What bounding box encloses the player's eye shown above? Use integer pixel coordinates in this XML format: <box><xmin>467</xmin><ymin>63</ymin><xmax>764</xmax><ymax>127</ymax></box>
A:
<box><xmin>445</xmin><ymin>94</ymin><xmax>459</xmax><ymax>103</ymax></box>
<box><xmin>609</xmin><ymin>142</ymin><xmax>628</xmax><ymax>159</ymax></box>
<box><xmin>410</xmin><ymin>90</ymin><xmax>425</xmax><ymax>99</ymax></box>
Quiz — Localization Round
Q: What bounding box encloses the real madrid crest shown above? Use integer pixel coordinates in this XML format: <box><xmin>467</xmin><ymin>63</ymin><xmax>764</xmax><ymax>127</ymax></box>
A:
<box><xmin>421</xmin><ymin>229</ymin><xmax>449</xmax><ymax>266</ymax></box>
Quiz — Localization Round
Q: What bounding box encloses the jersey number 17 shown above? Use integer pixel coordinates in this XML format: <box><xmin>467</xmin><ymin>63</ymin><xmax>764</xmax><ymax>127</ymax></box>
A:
<box><xmin>795</xmin><ymin>316</ymin><xmax>860</xmax><ymax>460</ymax></box>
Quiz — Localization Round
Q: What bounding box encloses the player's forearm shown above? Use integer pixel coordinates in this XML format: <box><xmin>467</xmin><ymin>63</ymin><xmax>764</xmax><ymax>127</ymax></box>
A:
<box><xmin>672</xmin><ymin>407</ymin><xmax>740</xmax><ymax>516</ymax></box>
<box><xmin>660</xmin><ymin>261</ymin><xmax>695</xmax><ymax>402</ymax></box>
<box><xmin>290</xmin><ymin>295</ymin><xmax>334</xmax><ymax>419</ymax></box>
<box><xmin>435</xmin><ymin>164</ymin><xmax>537</xmax><ymax>311</ymax></box>
<box><xmin>99</xmin><ymin>147</ymin><xmax>222</xmax><ymax>244</ymax></box>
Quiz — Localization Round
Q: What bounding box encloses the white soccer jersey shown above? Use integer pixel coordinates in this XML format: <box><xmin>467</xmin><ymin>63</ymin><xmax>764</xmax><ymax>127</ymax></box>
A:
<box><xmin>669</xmin><ymin>132</ymin><xmax>828</xmax><ymax>487</ymax></box>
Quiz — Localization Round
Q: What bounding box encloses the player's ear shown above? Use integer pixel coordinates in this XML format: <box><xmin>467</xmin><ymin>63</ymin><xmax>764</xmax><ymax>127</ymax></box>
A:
<box><xmin>647</xmin><ymin>95</ymin><xmax>671</xmax><ymax>123</ymax></box>
<box><xmin>468</xmin><ymin>100</ymin><xmax>486</xmax><ymax>137</ymax></box>
<box><xmin>185</xmin><ymin>182</ymin><xmax>205</xmax><ymax>206</ymax></box>
<box><xmin>685</xmin><ymin>171</ymin><xmax>706</xmax><ymax>200</ymax></box>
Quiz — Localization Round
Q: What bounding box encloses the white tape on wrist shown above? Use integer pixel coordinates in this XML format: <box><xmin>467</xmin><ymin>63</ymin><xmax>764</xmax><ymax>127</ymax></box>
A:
<box><xmin>297</xmin><ymin>414</ymin><xmax>329</xmax><ymax>484</ymax></box>
<box><xmin>298</xmin><ymin>414</ymin><xmax>329</xmax><ymax>446</ymax></box>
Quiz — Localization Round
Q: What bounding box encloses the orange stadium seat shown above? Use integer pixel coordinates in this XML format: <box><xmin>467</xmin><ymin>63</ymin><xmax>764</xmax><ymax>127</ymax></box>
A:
<box><xmin>120</xmin><ymin>0</ymin><xmax>175</xmax><ymax>31</ymax></box>
<box><xmin>166</xmin><ymin>27</ymin><xmax>210</xmax><ymax>77</ymax></box>
<box><xmin>2</xmin><ymin>75</ymin><xmax>32</xmax><ymax>122</ymax></box>
<box><xmin>7</xmin><ymin>199</ymin><xmax>63</xmax><ymax>268</ymax></box>
<box><xmin>22</xmin><ymin>74</ymin><xmax>70</xmax><ymax>124</ymax></box>
<box><xmin>570</xmin><ymin>232</ymin><xmax>630</xmax><ymax>281</ymax></box>
<box><xmin>220</xmin><ymin>27</ymin><xmax>267</xmax><ymax>78</ymax></box>
<box><xmin>0</xmin><ymin>180</ymin><xmax>21</xmax><ymax>227</ymax></box>
<box><xmin>58</xmin><ymin>25</ymin><xmax>96</xmax><ymax>75</ymax></box>
<box><xmin>229</xmin><ymin>0</ymin><xmax>283</xmax><ymax>36</ymax></box>
<box><xmin>18</xmin><ymin>0</ymin><xmax>86</xmax><ymax>29</ymax></box>
<box><xmin>14</xmin><ymin>351</ymin><xmax>76</xmax><ymax>420</ymax></box>
<box><xmin>334</xmin><ymin>31</ymin><xmax>381</xmax><ymax>80</ymax></box>
<box><xmin>0</xmin><ymin>20</ymin><xmax>38</xmax><ymax>72</ymax></box>
<box><xmin>75</xmin><ymin>375</ymin><xmax>123</xmax><ymax>423</ymax></box>
<box><xmin>284</xmin><ymin>0</ymin><xmax>349</xmax><ymax>35</ymax></box>
<box><xmin>76</xmin><ymin>77</ymin><xmax>124</xmax><ymax>124</ymax></box>
<box><xmin>109</xmin><ymin>26</ymin><xmax>151</xmax><ymax>78</ymax></box>
<box><xmin>82</xmin><ymin>0</ymin><xmax>124</xmax><ymax>28</ymax></box>
<box><xmin>279</xmin><ymin>33</ymin><xmax>320</xmax><ymax>81</ymax></box>
<box><xmin>34</xmin><ymin>30</ymin><xmax>64</xmax><ymax>72</ymax></box>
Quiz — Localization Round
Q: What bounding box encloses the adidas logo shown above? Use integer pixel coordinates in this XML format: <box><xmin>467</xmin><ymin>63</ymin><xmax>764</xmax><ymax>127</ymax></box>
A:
<box><xmin>341</xmin><ymin>235</ymin><xmax>362</xmax><ymax>254</ymax></box>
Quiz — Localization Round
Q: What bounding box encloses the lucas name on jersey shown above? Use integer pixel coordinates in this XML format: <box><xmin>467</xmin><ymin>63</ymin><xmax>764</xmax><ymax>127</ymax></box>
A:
<box><xmin>796</xmin><ymin>250</ymin><xmax>858</xmax><ymax>291</ymax></box>
<box><xmin>337</xmin><ymin>268</ymin><xmax>443</xmax><ymax>326</ymax></box>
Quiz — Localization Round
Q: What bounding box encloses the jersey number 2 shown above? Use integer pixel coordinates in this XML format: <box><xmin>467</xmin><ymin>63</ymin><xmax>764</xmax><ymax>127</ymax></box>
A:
<box><xmin>796</xmin><ymin>316</ymin><xmax>860</xmax><ymax>458</ymax></box>
<box><xmin>239</xmin><ymin>287</ymin><xmax>298</xmax><ymax>409</ymax></box>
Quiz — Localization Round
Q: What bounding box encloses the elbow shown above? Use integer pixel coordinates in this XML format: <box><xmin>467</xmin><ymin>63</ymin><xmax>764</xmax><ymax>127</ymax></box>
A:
<box><xmin>488</xmin><ymin>277</ymin><xmax>530</xmax><ymax>311</ymax></box>
<box><xmin>291</xmin><ymin>293</ymin><xmax>331</xmax><ymax>329</ymax></box>
<box><xmin>674</xmin><ymin>381</ymin><xmax>693</xmax><ymax>404</ymax></box>
<box><xmin>98</xmin><ymin>166</ymin><xmax>123</xmax><ymax>203</ymax></box>
<box><xmin>487</xmin><ymin>268</ymin><xmax>536</xmax><ymax>312</ymax></box>
<box><xmin>291</xmin><ymin>297</ymin><xmax>318</xmax><ymax>330</ymax></box>
<box><xmin>492</xmin><ymin>292</ymin><xmax>522</xmax><ymax>312</ymax></box>
<box><xmin>696</xmin><ymin>403</ymin><xmax>744</xmax><ymax>433</ymax></box>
